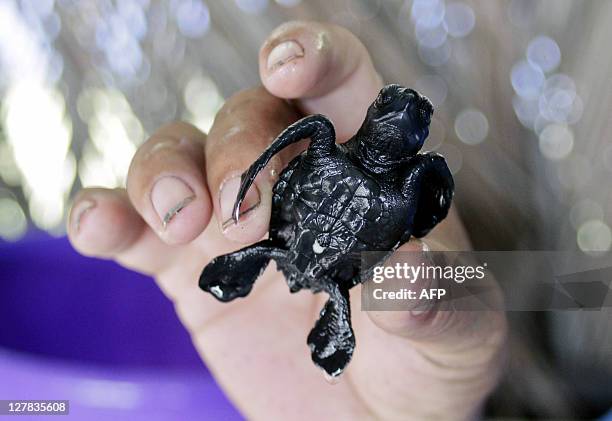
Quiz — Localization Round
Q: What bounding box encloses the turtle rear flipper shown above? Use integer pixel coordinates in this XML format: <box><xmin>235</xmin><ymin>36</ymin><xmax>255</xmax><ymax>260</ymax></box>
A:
<box><xmin>199</xmin><ymin>239</ymin><xmax>285</xmax><ymax>302</ymax></box>
<box><xmin>307</xmin><ymin>283</ymin><xmax>355</xmax><ymax>378</ymax></box>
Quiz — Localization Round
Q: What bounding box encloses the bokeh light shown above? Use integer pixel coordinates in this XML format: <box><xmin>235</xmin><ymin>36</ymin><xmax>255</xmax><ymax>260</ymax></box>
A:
<box><xmin>415</xmin><ymin>21</ymin><xmax>448</xmax><ymax>49</ymax></box>
<box><xmin>0</xmin><ymin>1</ymin><xmax>59</xmax><ymax>86</ymax></box>
<box><xmin>183</xmin><ymin>74</ymin><xmax>224</xmax><ymax>134</ymax></box>
<box><xmin>538</xmin><ymin>124</ymin><xmax>574</xmax><ymax>161</ymax></box>
<box><xmin>20</xmin><ymin>0</ymin><xmax>56</xmax><ymax>19</ymax></box>
<box><xmin>77</xmin><ymin>88</ymin><xmax>144</xmax><ymax>188</ymax></box>
<box><xmin>510</xmin><ymin>33</ymin><xmax>582</xmax><ymax>143</ymax></box>
<box><xmin>527</xmin><ymin>35</ymin><xmax>561</xmax><ymax>73</ymax></box>
<box><xmin>511</xmin><ymin>60</ymin><xmax>545</xmax><ymax>99</ymax></box>
<box><xmin>577</xmin><ymin>220</ymin><xmax>612</xmax><ymax>254</ymax></box>
<box><xmin>175</xmin><ymin>0</ymin><xmax>211</xmax><ymax>38</ymax></box>
<box><xmin>443</xmin><ymin>2</ymin><xmax>475</xmax><ymax>38</ymax></box>
<box><xmin>95</xmin><ymin>1</ymin><xmax>149</xmax><ymax>79</ymax></box>
<box><xmin>2</xmin><ymin>83</ymin><xmax>73</xmax><ymax>231</ymax></box>
<box><xmin>454</xmin><ymin>109</ymin><xmax>489</xmax><ymax>145</ymax></box>
<box><xmin>117</xmin><ymin>1</ymin><xmax>148</xmax><ymax>41</ymax></box>
<box><xmin>411</xmin><ymin>0</ymin><xmax>445</xmax><ymax>29</ymax></box>
<box><xmin>538</xmin><ymin>74</ymin><xmax>577</xmax><ymax>123</ymax></box>
<box><xmin>402</xmin><ymin>0</ymin><xmax>476</xmax><ymax>69</ymax></box>
<box><xmin>0</xmin><ymin>196</ymin><xmax>27</xmax><ymax>241</ymax></box>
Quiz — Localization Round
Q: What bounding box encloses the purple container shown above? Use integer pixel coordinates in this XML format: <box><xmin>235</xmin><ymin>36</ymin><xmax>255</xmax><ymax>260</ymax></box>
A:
<box><xmin>0</xmin><ymin>231</ymin><xmax>242</xmax><ymax>420</ymax></box>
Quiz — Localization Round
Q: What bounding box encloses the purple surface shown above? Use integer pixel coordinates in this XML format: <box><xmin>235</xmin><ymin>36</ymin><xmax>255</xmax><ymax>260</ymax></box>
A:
<box><xmin>0</xmin><ymin>231</ymin><xmax>200</xmax><ymax>367</ymax></box>
<box><xmin>0</xmin><ymin>349</ymin><xmax>241</xmax><ymax>420</ymax></box>
<box><xmin>0</xmin><ymin>230</ymin><xmax>243</xmax><ymax>419</ymax></box>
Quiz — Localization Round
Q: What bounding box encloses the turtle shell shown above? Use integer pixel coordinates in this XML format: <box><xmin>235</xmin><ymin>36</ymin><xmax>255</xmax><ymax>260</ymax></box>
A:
<box><xmin>269</xmin><ymin>148</ymin><xmax>412</xmax><ymax>293</ymax></box>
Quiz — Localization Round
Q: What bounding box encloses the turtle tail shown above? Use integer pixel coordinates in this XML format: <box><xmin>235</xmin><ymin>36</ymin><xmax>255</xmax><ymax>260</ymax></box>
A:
<box><xmin>231</xmin><ymin>114</ymin><xmax>336</xmax><ymax>223</ymax></box>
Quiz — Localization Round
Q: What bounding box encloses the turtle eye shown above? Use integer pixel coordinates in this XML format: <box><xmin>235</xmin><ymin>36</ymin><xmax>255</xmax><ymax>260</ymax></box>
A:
<box><xmin>375</xmin><ymin>91</ymin><xmax>393</xmax><ymax>108</ymax></box>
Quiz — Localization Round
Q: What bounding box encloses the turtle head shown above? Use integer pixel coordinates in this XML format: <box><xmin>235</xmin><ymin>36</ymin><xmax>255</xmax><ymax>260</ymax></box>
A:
<box><xmin>357</xmin><ymin>85</ymin><xmax>433</xmax><ymax>170</ymax></box>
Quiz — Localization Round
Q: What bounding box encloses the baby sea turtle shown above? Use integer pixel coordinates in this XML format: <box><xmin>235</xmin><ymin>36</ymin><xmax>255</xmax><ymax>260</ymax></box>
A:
<box><xmin>199</xmin><ymin>84</ymin><xmax>454</xmax><ymax>378</ymax></box>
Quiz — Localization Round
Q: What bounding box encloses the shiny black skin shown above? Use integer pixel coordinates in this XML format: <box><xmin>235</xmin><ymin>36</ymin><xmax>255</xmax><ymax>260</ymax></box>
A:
<box><xmin>199</xmin><ymin>85</ymin><xmax>454</xmax><ymax>378</ymax></box>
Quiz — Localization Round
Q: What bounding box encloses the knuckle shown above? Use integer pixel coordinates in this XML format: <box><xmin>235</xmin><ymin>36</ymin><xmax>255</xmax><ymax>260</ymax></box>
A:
<box><xmin>208</xmin><ymin>90</ymin><xmax>290</xmax><ymax>148</ymax></box>
<box><xmin>128</xmin><ymin>126</ymin><xmax>205</xmax><ymax>182</ymax></box>
<box><xmin>127</xmin><ymin>137</ymin><xmax>176</xmax><ymax>191</ymax></box>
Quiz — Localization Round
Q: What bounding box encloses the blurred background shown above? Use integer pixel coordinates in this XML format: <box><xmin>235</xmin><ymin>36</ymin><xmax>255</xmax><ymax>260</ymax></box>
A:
<box><xmin>0</xmin><ymin>0</ymin><xmax>611</xmax><ymax>419</ymax></box>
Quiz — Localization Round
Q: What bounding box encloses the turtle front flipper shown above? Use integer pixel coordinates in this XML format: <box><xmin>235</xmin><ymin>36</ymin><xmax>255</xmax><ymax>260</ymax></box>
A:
<box><xmin>307</xmin><ymin>283</ymin><xmax>355</xmax><ymax>378</ymax></box>
<box><xmin>232</xmin><ymin>114</ymin><xmax>336</xmax><ymax>223</ymax></box>
<box><xmin>199</xmin><ymin>239</ymin><xmax>285</xmax><ymax>302</ymax></box>
<box><xmin>401</xmin><ymin>152</ymin><xmax>454</xmax><ymax>238</ymax></box>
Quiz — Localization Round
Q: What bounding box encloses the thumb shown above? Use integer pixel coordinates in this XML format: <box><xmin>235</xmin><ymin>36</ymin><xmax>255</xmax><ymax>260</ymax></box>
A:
<box><xmin>366</xmin><ymin>235</ymin><xmax>507</xmax><ymax>355</ymax></box>
<box><xmin>259</xmin><ymin>20</ymin><xmax>383</xmax><ymax>142</ymax></box>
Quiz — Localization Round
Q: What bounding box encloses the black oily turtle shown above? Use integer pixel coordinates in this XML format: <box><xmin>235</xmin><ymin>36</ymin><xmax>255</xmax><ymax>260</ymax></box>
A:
<box><xmin>199</xmin><ymin>84</ymin><xmax>454</xmax><ymax>378</ymax></box>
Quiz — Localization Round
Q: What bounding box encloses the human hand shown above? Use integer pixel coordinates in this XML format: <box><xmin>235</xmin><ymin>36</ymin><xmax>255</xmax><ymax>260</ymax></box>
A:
<box><xmin>68</xmin><ymin>21</ymin><xmax>507</xmax><ymax>420</ymax></box>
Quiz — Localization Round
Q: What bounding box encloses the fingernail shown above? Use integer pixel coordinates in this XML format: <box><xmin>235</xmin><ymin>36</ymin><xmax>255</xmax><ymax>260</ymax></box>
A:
<box><xmin>219</xmin><ymin>175</ymin><xmax>260</xmax><ymax>230</ymax></box>
<box><xmin>71</xmin><ymin>199</ymin><xmax>96</xmax><ymax>233</ymax></box>
<box><xmin>151</xmin><ymin>176</ymin><xmax>195</xmax><ymax>229</ymax></box>
<box><xmin>267</xmin><ymin>40</ymin><xmax>304</xmax><ymax>72</ymax></box>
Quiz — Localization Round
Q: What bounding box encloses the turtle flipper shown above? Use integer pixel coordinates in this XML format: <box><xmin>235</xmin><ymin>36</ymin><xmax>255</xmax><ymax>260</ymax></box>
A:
<box><xmin>232</xmin><ymin>114</ymin><xmax>336</xmax><ymax>223</ymax></box>
<box><xmin>307</xmin><ymin>283</ymin><xmax>355</xmax><ymax>378</ymax></box>
<box><xmin>199</xmin><ymin>239</ymin><xmax>285</xmax><ymax>302</ymax></box>
<box><xmin>401</xmin><ymin>152</ymin><xmax>454</xmax><ymax>238</ymax></box>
